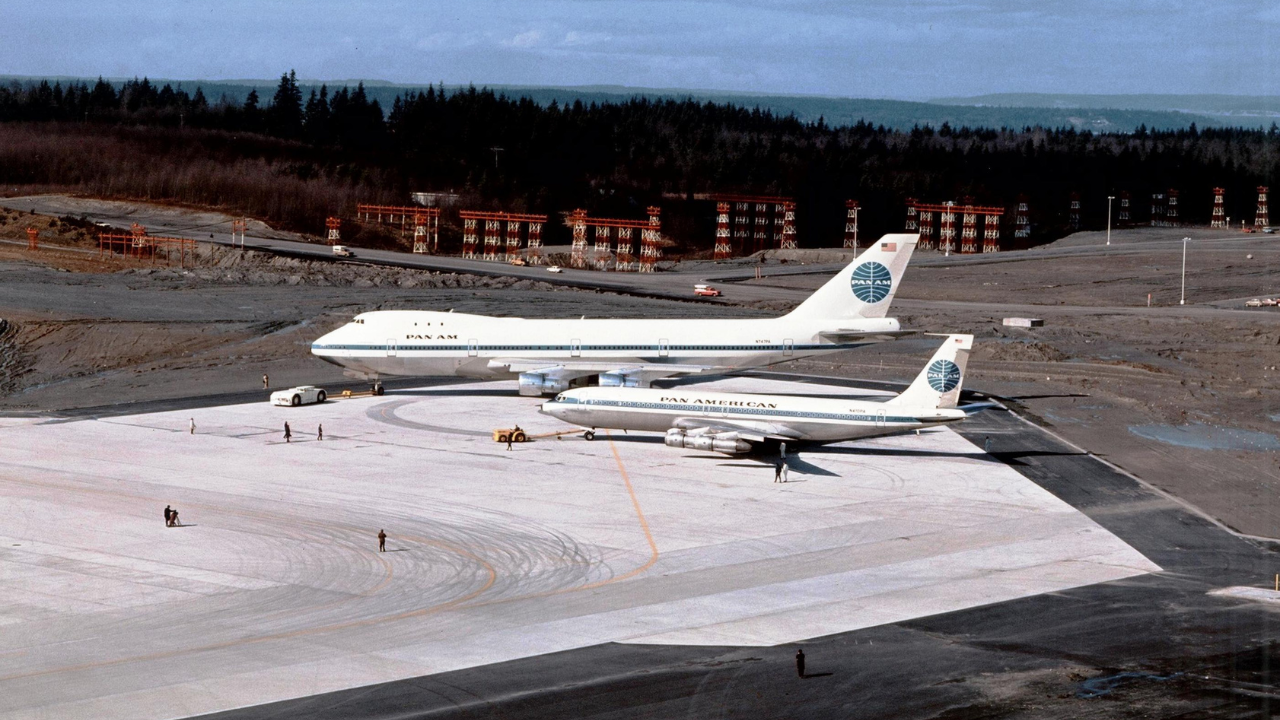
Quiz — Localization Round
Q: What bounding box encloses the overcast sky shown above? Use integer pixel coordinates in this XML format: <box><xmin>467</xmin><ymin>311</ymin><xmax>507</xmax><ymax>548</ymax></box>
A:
<box><xmin>2</xmin><ymin>0</ymin><xmax>1277</xmax><ymax>99</ymax></box>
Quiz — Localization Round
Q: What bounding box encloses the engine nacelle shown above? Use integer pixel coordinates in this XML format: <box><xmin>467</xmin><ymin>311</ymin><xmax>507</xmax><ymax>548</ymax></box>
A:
<box><xmin>518</xmin><ymin>373</ymin><xmax>570</xmax><ymax>397</ymax></box>
<box><xmin>664</xmin><ymin>429</ymin><xmax>750</xmax><ymax>454</ymax></box>
<box><xmin>599</xmin><ymin>372</ymin><xmax>642</xmax><ymax>388</ymax></box>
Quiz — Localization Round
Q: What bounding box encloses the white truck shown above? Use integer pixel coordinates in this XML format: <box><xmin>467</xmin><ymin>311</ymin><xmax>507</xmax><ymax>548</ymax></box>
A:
<box><xmin>271</xmin><ymin>385</ymin><xmax>327</xmax><ymax>407</ymax></box>
<box><xmin>332</xmin><ymin>245</ymin><xmax>354</xmax><ymax>258</ymax></box>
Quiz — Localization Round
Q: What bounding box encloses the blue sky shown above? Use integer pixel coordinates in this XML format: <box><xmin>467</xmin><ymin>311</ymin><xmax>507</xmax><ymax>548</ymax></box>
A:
<box><xmin>2</xmin><ymin>1</ymin><xmax>1277</xmax><ymax>99</ymax></box>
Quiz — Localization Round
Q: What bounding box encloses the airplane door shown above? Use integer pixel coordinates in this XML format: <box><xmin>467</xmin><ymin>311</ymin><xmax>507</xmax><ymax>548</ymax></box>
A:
<box><xmin>468</xmin><ymin>339</ymin><xmax>478</xmax><ymax>357</ymax></box>
<box><xmin>571</xmin><ymin>339</ymin><xmax>581</xmax><ymax>358</ymax></box>
<box><xmin>783</xmin><ymin>338</ymin><xmax>794</xmax><ymax>356</ymax></box>
<box><xmin>386</xmin><ymin>338</ymin><xmax>397</xmax><ymax>357</ymax></box>
<box><xmin>876</xmin><ymin>410</ymin><xmax>886</xmax><ymax>428</ymax></box>
<box><xmin>659</xmin><ymin>338</ymin><xmax>669</xmax><ymax>357</ymax></box>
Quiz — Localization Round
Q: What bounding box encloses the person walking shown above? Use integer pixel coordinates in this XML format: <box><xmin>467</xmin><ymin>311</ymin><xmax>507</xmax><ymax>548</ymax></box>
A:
<box><xmin>378</xmin><ymin>529</ymin><xmax>387</xmax><ymax>552</ymax></box>
<box><xmin>795</xmin><ymin>648</ymin><xmax>806</xmax><ymax>678</ymax></box>
<box><xmin>189</xmin><ymin>418</ymin><xmax>195</xmax><ymax>435</ymax></box>
<box><xmin>781</xmin><ymin>463</ymin><xmax>790</xmax><ymax>484</ymax></box>
<box><xmin>284</xmin><ymin>422</ymin><xmax>292</xmax><ymax>443</ymax></box>
<box><xmin>164</xmin><ymin>505</ymin><xmax>172</xmax><ymax>527</ymax></box>
<box><xmin>317</xmin><ymin>424</ymin><xmax>323</xmax><ymax>441</ymax></box>
<box><xmin>984</xmin><ymin>436</ymin><xmax>992</xmax><ymax>453</ymax></box>
<box><xmin>262</xmin><ymin>373</ymin><xmax>269</xmax><ymax>390</ymax></box>
<box><xmin>506</xmin><ymin>433</ymin><xmax>513</xmax><ymax>451</ymax></box>
<box><xmin>170</xmin><ymin>508</ymin><xmax>180</xmax><ymax>527</ymax></box>
<box><xmin>774</xmin><ymin>461</ymin><xmax>783</xmax><ymax>483</ymax></box>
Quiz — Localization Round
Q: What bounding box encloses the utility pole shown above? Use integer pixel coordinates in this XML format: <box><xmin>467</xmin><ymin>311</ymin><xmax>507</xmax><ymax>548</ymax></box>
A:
<box><xmin>1106</xmin><ymin>195</ymin><xmax>1114</xmax><ymax>246</ymax></box>
<box><xmin>1180</xmin><ymin>237</ymin><xmax>1189</xmax><ymax>305</ymax></box>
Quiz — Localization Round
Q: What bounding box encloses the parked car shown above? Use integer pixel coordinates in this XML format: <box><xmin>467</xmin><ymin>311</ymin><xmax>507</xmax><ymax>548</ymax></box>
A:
<box><xmin>547</xmin><ymin>265</ymin><xmax>563</xmax><ymax>273</ymax></box>
<box><xmin>694</xmin><ymin>284</ymin><xmax>722</xmax><ymax>297</ymax></box>
<box><xmin>271</xmin><ymin>385</ymin><xmax>327</xmax><ymax>407</ymax></box>
<box><xmin>332</xmin><ymin>245</ymin><xmax>354</xmax><ymax>257</ymax></box>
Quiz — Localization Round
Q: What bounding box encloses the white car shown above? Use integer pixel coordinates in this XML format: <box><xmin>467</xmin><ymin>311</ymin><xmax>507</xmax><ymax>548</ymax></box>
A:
<box><xmin>547</xmin><ymin>265</ymin><xmax>562</xmax><ymax>273</ymax></box>
<box><xmin>271</xmin><ymin>385</ymin><xmax>327</xmax><ymax>407</ymax></box>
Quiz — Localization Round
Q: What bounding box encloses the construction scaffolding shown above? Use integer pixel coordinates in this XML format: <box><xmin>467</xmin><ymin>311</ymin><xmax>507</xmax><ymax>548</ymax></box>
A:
<box><xmin>326</xmin><ymin>217</ymin><xmax>341</xmax><ymax>246</ymax></box>
<box><xmin>565</xmin><ymin>208</ymin><xmax>661</xmax><ymax>272</ymax></box>
<box><xmin>714</xmin><ymin>202</ymin><xmax>732</xmax><ymax>260</ymax></box>
<box><xmin>1211</xmin><ymin>188</ymin><xmax>1226</xmax><ymax>228</ymax></box>
<box><xmin>1150</xmin><ymin>193</ymin><xmax>1167</xmax><ymax>227</ymax></box>
<box><xmin>355</xmin><ymin>204</ymin><xmax>441</xmax><ymax>252</ymax></box>
<box><xmin>1068</xmin><ymin>193</ymin><xmax>1081</xmax><ymax>230</ymax></box>
<box><xmin>457</xmin><ymin>211</ymin><xmax>550</xmax><ymax>263</ymax></box>
<box><xmin>904</xmin><ymin>198</ymin><xmax>918</xmax><ymax>232</ymax></box>
<box><xmin>25</xmin><ymin>227</ymin><xmax>37</xmax><ymax>251</ymax></box>
<box><xmin>1257</xmin><ymin>186</ymin><xmax>1270</xmax><ymax>228</ymax></box>
<box><xmin>844</xmin><ymin>200</ymin><xmax>860</xmax><ymax>249</ymax></box>
<box><xmin>707</xmin><ymin>194</ymin><xmax>794</xmax><ymax>256</ymax></box>
<box><xmin>98</xmin><ymin>226</ymin><xmax>196</xmax><ymax>266</ymax></box>
<box><xmin>911</xmin><ymin>202</ymin><xmax>1005</xmax><ymax>253</ymax></box>
<box><xmin>231</xmin><ymin>218</ymin><xmax>247</xmax><ymax>248</ymax></box>
<box><xmin>1014</xmin><ymin>197</ymin><xmax>1031</xmax><ymax>239</ymax></box>
<box><xmin>1166</xmin><ymin>189</ymin><xmax>1179</xmax><ymax>225</ymax></box>
<box><xmin>1118</xmin><ymin>192</ymin><xmax>1131</xmax><ymax>225</ymax></box>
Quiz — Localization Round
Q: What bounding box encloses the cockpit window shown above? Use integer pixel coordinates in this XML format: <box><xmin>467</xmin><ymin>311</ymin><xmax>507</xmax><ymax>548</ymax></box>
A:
<box><xmin>555</xmin><ymin>393</ymin><xmax>566</xmax><ymax>402</ymax></box>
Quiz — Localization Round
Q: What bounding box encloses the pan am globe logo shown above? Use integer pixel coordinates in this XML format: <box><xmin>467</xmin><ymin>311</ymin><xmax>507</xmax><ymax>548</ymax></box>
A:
<box><xmin>927</xmin><ymin>359</ymin><xmax>962</xmax><ymax>393</ymax></box>
<box><xmin>850</xmin><ymin>262</ymin><xmax>892</xmax><ymax>303</ymax></box>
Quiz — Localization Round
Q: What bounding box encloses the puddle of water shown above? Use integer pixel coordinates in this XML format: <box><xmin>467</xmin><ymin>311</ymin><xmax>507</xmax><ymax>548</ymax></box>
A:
<box><xmin>1078</xmin><ymin>672</ymin><xmax>1181</xmax><ymax>699</ymax></box>
<box><xmin>1129</xmin><ymin>423</ymin><xmax>1280</xmax><ymax>451</ymax></box>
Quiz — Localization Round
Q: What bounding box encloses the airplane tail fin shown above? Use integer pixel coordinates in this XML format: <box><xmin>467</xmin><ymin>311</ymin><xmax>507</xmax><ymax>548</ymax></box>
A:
<box><xmin>783</xmin><ymin>234</ymin><xmax>918</xmax><ymax>321</ymax></box>
<box><xmin>887</xmin><ymin>334</ymin><xmax>973</xmax><ymax>409</ymax></box>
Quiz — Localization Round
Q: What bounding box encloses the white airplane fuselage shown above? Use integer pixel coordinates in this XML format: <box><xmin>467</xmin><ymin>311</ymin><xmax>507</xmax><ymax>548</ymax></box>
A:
<box><xmin>540</xmin><ymin>386</ymin><xmax>966</xmax><ymax>446</ymax></box>
<box><xmin>311</xmin><ymin>311</ymin><xmax>900</xmax><ymax>381</ymax></box>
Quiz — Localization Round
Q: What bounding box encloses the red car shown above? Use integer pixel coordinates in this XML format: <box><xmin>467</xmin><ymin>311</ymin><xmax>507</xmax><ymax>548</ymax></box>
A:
<box><xmin>694</xmin><ymin>285</ymin><xmax>721</xmax><ymax>297</ymax></box>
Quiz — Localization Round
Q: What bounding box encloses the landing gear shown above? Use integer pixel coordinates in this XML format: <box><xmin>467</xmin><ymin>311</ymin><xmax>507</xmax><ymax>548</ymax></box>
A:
<box><xmin>584</xmin><ymin>430</ymin><xmax>596</xmax><ymax>441</ymax></box>
<box><xmin>372</xmin><ymin>382</ymin><xmax>384</xmax><ymax>396</ymax></box>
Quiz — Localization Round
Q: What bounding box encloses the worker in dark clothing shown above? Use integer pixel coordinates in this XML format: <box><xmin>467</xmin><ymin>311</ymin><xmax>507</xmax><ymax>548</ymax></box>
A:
<box><xmin>506</xmin><ymin>433</ymin><xmax>513</xmax><ymax>451</ymax></box>
<box><xmin>170</xmin><ymin>508</ymin><xmax>180</xmax><ymax>527</ymax></box>
<box><xmin>796</xmin><ymin>648</ymin><xmax>806</xmax><ymax>678</ymax></box>
<box><xmin>318</xmin><ymin>424</ymin><xmax>323</xmax><ymax>441</ymax></box>
<box><xmin>284</xmin><ymin>422</ymin><xmax>291</xmax><ymax>443</ymax></box>
<box><xmin>164</xmin><ymin>505</ymin><xmax>172</xmax><ymax>526</ymax></box>
<box><xmin>774</xmin><ymin>462</ymin><xmax>783</xmax><ymax>483</ymax></box>
<box><xmin>378</xmin><ymin>529</ymin><xmax>387</xmax><ymax>552</ymax></box>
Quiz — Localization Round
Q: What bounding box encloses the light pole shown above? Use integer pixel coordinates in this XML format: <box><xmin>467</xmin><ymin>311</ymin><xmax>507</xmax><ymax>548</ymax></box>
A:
<box><xmin>1106</xmin><ymin>195</ymin><xmax>1114</xmax><ymax>246</ymax></box>
<box><xmin>1180</xmin><ymin>236</ymin><xmax>1189</xmax><ymax>305</ymax></box>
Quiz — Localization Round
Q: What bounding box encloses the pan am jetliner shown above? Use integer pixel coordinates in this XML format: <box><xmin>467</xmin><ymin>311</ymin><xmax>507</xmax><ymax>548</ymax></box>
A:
<box><xmin>539</xmin><ymin>335</ymin><xmax>985</xmax><ymax>452</ymax></box>
<box><xmin>311</xmin><ymin>234</ymin><xmax>917</xmax><ymax>396</ymax></box>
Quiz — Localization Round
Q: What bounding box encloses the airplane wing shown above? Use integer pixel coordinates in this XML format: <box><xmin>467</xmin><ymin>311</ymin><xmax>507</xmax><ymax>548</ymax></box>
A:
<box><xmin>818</xmin><ymin>329</ymin><xmax>916</xmax><ymax>342</ymax></box>
<box><xmin>671</xmin><ymin>417</ymin><xmax>804</xmax><ymax>443</ymax></box>
<box><xmin>491</xmin><ymin>359</ymin><xmax>715</xmax><ymax>383</ymax></box>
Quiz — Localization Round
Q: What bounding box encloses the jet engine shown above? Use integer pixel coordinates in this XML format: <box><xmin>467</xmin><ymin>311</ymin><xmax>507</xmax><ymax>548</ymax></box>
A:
<box><xmin>518</xmin><ymin>373</ymin><xmax>570</xmax><ymax>397</ymax></box>
<box><xmin>664</xmin><ymin>429</ymin><xmax>751</xmax><ymax>454</ymax></box>
<box><xmin>599</xmin><ymin>372</ymin><xmax>642</xmax><ymax>388</ymax></box>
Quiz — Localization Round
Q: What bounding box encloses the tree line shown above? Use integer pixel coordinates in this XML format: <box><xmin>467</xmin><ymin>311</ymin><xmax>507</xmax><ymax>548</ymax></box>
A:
<box><xmin>2</xmin><ymin>71</ymin><xmax>1279</xmax><ymax>249</ymax></box>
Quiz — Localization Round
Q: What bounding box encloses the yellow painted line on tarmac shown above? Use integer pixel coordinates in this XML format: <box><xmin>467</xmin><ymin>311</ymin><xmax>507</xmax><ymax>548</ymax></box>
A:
<box><xmin>574</xmin><ymin>431</ymin><xmax>658</xmax><ymax>589</ymax></box>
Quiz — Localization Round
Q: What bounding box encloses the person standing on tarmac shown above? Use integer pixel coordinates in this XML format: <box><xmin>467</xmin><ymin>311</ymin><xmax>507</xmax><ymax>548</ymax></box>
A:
<box><xmin>263</xmin><ymin>373</ymin><xmax>269</xmax><ymax>389</ymax></box>
<box><xmin>189</xmin><ymin>418</ymin><xmax>195</xmax><ymax>435</ymax></box>
<box><xmin>318</xmin><ymin>424</ymin><xmax>323</xmax><ymax>441</ymax></box>
<box><xmin>378</xmin><ymin>529</ymin><xmax>387</xmax><ymax>552</ymax></box>
<box><xmin>284</xmin><ymin>422</ymin><xmax>292</xmax><ymax>443</ymax></box>
<box><xmin>781</xmin><ymin>463</ymin><xmax>790</xmax><ymax>483</ymax></box>
<box><xmin>796</xmin><ymin>648</ymin><xmax>806</xmax><ymax>678</ymax></box>
<box><xmin>774</xmin><ymin>462</ymin><xmax>782</xmax><ymax>483</ymax></box>
<box><xmin>164</xmin><ymin>505</ymin><xmax>172</xmax><ymax>527</ymax></box>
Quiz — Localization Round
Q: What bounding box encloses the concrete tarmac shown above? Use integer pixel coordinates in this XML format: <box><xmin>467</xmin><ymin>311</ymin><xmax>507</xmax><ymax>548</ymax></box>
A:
<box><xmin>193</xmin><ymin>383</ymin><xmax>1280</xmax><ymax>719</ymax></box>
<box><xmin>0</xmin><ymin>377</ymin><xmax>1157</xmax><ymax>719</ymax></box>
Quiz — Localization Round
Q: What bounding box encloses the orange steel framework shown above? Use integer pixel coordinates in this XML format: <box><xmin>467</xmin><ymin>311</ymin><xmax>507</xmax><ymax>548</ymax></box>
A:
<box><xmin>457</xmin><ymin>211</ymin><xmax>548</xmax><ymax>263</ymax></box>
<box><xmin>708</xmin><ymin>194</ymin><xmax>794</xmax><ymax>256</ymax></box>
<box><xmin>1068</xmin><ymin>192</ymin><xmax>1081</xmax><ymax>230</ymax></box>
<box><xmin>231</xmin><ymin>218</ymin><xmax>247</xmax><ymax>248</ymax></box>
<box><xmin>1166</xmin><ymin>189</ymin><xmax>1179</xmax><ymax>225</ymax></box>
<box><xmin>565</xmin><ymin>209</ymin><xmax>661</xmax><ymax>271</ymax></box>
<box><xmin>98</xmin><ymin>228</ymin><xmax>196</xmax><ymax>266</ymax></box>
<box><xmin>25</xmin><ymin>227</ymin><xmax>38</xmax><ymax>251</ymax></box>
<box><xmin>844</xmin><ymin>200</ymin><xmax>859</xmax><ymax>250</ymax></box>
<box><xmin>911</xmin><ymin>202</ymin><xmax>1004</xmax><ymax>253</ymax></box>
<box><xmin>1257</xmin><ymin>186</ymin><xmax>1270</xmax><ymax>228</ymax></box>
<box><xmin>355</xmin><ymin>204</ymin><xmax>441</xmax><ymax>253</ymax></box>
<box><xmin>1211</xmin><ymin>188</ymin><xmax>1226</xmax><ymax>228</ymax></box>
<box><xmin>325</xmin><ymin>217</ymin><xmax>341</xmax><ymax>246</ymax></box>
<box><xmin>1118</xmin><ymin>191</ymin><xmax>1131</xmax><ymax>225</ymax></box>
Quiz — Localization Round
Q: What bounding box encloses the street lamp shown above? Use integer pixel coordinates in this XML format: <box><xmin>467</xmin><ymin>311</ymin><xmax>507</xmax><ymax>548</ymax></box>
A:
<box><xmin>1106</xmin><ymin>195</ymin><xmax>1114</xmax><ymax>246</ymax></box>
<box><xmin>1180</xmin><ymin>236</ymin><xmax>1189</xmax><ymax>305</ymax></box>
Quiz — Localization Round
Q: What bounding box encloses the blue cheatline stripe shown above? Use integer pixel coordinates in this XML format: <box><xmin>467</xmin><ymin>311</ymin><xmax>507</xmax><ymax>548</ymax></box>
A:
<box><xmin>311</xmin><ymin>343</ymin><xmax>866</xmax><ymax>352</ymax></box>
<box><xmin>552</xmin><ymin>396</ymin><xmax>920</xmax><ymax>424</ymax></box>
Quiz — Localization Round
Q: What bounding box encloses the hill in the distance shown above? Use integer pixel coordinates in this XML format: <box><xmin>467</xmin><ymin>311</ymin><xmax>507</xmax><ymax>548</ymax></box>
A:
<box><xmin>1</xmin><ymin>75</ymin><xmax>1248</xmax><ymax>131</ymax></box>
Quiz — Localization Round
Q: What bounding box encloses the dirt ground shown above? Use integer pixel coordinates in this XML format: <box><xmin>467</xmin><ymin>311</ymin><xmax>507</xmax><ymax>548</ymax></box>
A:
<box><xmin>2</xmin><ymin>208</ymin><xmax>1280</xmax><ymax>541</ymax></box>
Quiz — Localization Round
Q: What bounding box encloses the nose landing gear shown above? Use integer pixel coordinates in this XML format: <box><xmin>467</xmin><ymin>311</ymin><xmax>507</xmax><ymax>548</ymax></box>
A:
<box><xmin>583</xmin><ymin>430</ymin><xmax>596</xmax><ymax>441</ymax></box>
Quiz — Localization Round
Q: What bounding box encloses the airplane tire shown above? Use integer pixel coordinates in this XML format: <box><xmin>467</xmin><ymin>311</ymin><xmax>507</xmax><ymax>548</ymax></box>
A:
<box><xmin>374</xmin><ymin>384</ymin><xmax>384</xmax><ymax>396</ymax></box>
<box><xmin>584</xmin><ymin>430</ymin><xmax>595</xmax><ymax>441</ymax></box>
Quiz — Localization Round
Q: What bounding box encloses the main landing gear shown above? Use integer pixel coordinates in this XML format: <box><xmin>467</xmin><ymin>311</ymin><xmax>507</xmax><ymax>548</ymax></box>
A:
<box><xmin>371</xmin><ymin>382</ymin><xmax>384</xmax><ymax>396</ymax></box>
<box><xmin>583</xmin><ymin>430</ymin><xmax>596</xmax><ymax>441</ymax></box>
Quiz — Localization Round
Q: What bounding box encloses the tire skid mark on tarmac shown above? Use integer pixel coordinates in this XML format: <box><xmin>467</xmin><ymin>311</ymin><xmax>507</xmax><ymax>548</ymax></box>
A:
<box><xmin>369</xmin><ymin>399</ymin><xmax>492</xmax><ymax>437</ymax></box>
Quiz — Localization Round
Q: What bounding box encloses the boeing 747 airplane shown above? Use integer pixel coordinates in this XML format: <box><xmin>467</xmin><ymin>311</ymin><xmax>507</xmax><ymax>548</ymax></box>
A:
<box><xmin>311</xmin><ymin>234</ymin><xmax>917</xmax><ymax>396</ymax></box>
<box><xmin>539</xmin><ymin>334</ymin><xmax>985</xmax><ymax>453</ymax></box>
